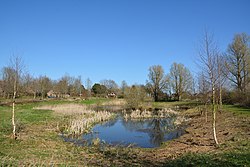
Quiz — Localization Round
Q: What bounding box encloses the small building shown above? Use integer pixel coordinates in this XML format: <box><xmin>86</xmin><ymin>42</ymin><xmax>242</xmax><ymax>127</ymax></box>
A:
<box><xmin>47</xmin><ymin>90</ymin><xmax>57</xmax><ymax>98</ymax></box>
<box><xmin>107</xmin><ymin>92</ymin><xmax>117</xmax><ymax>98</ymax></box>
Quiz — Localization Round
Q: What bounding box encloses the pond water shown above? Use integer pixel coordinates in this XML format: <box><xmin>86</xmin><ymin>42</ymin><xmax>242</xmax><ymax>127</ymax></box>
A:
<box><xmin>64</xmin><ymin>116</ymin><xmax>185</xmax><ymax>148</ymax></box>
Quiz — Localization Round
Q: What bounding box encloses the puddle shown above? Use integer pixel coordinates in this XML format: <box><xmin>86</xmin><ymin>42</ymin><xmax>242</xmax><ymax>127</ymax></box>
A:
<box><xmin>63</xmin><ymin>115</ymin><xmax>185</xmax><ymax>148</ymax></box>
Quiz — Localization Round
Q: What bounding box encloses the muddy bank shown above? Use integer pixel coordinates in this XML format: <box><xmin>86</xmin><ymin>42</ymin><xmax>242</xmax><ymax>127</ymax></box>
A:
<box><xmin>93</xmin><ymin>108</ymin><xmax>250</xmax><ymax>166</ymax></box>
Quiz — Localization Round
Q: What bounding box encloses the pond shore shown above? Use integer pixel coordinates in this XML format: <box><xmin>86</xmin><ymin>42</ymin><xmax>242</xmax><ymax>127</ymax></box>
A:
<box><xmin>1</xmin><ymin>100</ymin><xmax>249</xmax><ymax>166</ymax></box>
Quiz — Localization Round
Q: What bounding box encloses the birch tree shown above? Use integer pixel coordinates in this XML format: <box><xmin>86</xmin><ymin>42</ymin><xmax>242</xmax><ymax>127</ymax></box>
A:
<box><xmin>85</xmin><ymin>77</ymin><xmax>92</xmax><ymax>98</ymax></box>
<box><xmin>10</xmin><ymin>55</ymin><xmax>24</xmax><ymax>139</ymax></box>
<box><xmin>198</xmin><ymin>31</ymin><xmax>219</xmax><ymax>145</ymax></box>
<box><xmin>197</xmin><ymin>72</ymin><xmax>210</xmax><ymax>122</ymax></box>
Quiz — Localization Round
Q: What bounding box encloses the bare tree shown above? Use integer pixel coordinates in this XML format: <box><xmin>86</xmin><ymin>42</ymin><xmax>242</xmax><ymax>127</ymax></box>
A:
<box><xmin>147</xmin><ymin>65</ymin><xmax>168</xmax><ymax>102</ymax></box>
<box><xmin>198</xmin><ymin>31</ymin><xmax>219</xmax><ymax>145</ymax></box>
<box><xmin>22</xmin><ymin>73</ymin><xmax>36</xmax><ymax>97</ymax></box>
<box><xmin>38</xmin><ymin>75</ymin><xmax>52</xmax><ymax>99</ymax></box>
<box><xmin>9</xmin><ymin>55</ymin><xmax>24</xmax><ymax>139</ymax></box>
<box><xmin>100</xmin><ymin>79</ymin><xmax>118</xmax><ymax>94</ymax></box>
<box><xmin>169</xmin><ymin>62</ymin><xmax>193</xmax><ymax>101</ymax></box>
<box><xmin>1</xmin><ymin>67</ymin><xmax>16</xmax><ymax>98</ymax></box>
<box><xmin>74</xmin><ymin>76</ymin><xmax>83</xmax><ymax>97</ymax></box>
<box><xmin>0</xmin><ymin>79</ymin><xmax>3</xmax><ymax>97</ymax></box>
<box><xmin>225</xmin><ymin>33</ymin><xmax>250</xmax><ymax>93</ymax></box>
<box><xmin>120</xmin><ymin>80</ymin><xmax>128</xmax><ymax>97</ymax></box>
<box><xmin>59</xmin><ymin>75</ymin><xmax>72</xmax><ymax>98</ymax></box>
<box><xmin>216</xmin><ymin>54</ymin><xmax>228</xmax><ymax>107</ymax></box>
<box><xmin>30</xmin><ymin>77</ymin><xmax>39</xmax><ymax>99</ymax></box>
<box><xmin>85</xmin><ymin>77</ymin><xmax>92</xmax><ymax>98</ymax></box>
<box><xmin>197</xmin><ymin>72</ymin><xmax>210</xmax><ymax>122</ymax></box>
<box><xmin>85</xmin><ymin>77</ymin><xmax>92</xmax><ymax>91</ymax></box>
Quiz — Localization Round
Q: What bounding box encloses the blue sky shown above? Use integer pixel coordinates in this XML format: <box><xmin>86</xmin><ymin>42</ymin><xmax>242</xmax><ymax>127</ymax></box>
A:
<box><xmin>0</xmin><ymin>0</ymin><xmax>250</xmax><ymax>86</ymax></box>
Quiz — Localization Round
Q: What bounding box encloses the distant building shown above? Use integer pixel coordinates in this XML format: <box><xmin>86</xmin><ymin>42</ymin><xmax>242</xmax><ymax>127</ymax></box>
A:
<box><xmin>47</xmin><ymin>90</ymin><xmax>57</xmax><ymax>98</ymax></box>
<box><xmin>107</xmin><ymin>92</ymin><xmax>117</xmax><ymax>98</ymax></box>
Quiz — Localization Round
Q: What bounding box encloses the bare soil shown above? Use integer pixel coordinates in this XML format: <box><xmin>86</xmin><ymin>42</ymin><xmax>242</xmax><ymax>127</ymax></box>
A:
<box><xmin>96</xmin><ymin>109</ymin><xmax>250</xmax><ymax>166</ymax></box>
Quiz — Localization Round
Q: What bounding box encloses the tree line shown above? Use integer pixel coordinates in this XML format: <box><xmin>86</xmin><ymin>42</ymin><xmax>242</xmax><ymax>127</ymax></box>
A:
<box><xmin>0</xmin><ymin>32</ymin><xmax>249</xmax><ymax>107</ymax></box>
<box><xmin>146</xmin><ymin>32</ymin><xmax>250</xmax><ymax>108</ymax></box>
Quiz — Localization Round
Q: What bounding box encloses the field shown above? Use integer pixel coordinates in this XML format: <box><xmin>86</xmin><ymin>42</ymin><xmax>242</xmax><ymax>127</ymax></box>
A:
<box><xmin>0</xmin><ymin>99</ymin><xmax>249</xmax><ymax>166</ymax></box>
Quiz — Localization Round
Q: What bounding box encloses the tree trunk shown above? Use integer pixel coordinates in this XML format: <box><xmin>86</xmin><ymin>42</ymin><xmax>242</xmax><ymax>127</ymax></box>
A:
<box><xmin>12</xmin><ymin>101</ymin><xmax>16</xmax><ymax>139</ymax></box>
<box><xmin>212</xmin><ymin>85</ymin><xmax>219</xmax><ymax>145</ymax></box>
<box><xmin>42</xmin><ymin>90</ymin><xmax>44</xmax><ymax>100</ymax></box>
<box><xmin>12</xmin><ymin>90</ymin><xmax>16</xmax><ymax>140</ymax></box>
<box><xmin>33</xmin><ymin>91</ymin><xmax>36</xmax><ymax>99</ymax></box>
<box><xmin>205</xmin><ymin>104</ymin><xmax>208</xmax><ymax>123</ymax></box>
<box><xmin>219</xmin><ymin>84</ymin><xmax>222</xmax><ymax>108</ymax></box>
<box><xmin>154</xmin><ymin>90</ymin><xmax>158</xmax><ymax>102</ymax></box>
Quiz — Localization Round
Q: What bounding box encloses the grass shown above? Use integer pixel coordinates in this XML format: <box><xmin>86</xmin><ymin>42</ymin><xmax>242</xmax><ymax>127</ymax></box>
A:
<box><xmin>0</xmin><ymin>100</ymin><xmax>101</xmax><ymax>166</ymax></box>
<box><xmin>0</xmin><ymin>99</ymin><xmax>250</xmax><ymax>166</ymax></box>
<box><xmin>81</xmin><ymin>98</ymin><xmax>110</xmax><ymax>105</ymax></box>
<box><xmin>223</xmin><ymin>105</ymin><xmax>250</xmax><ymax>115</ymax></box>
<box><xmin>153</xmin><ymin>100</ymin><xmax>200</xmax><ymax>108</ymax></box>
<box><xmin>0</xmin><ymin>106</ymin><xmax>12</xmax><ymax>137</ymax></box>
<box><xmin>163</xmin><ymin>152</ymin><xmax>250</xmax><ymax>167</ymax></box>
<box><xmin>34</xmin><ymin>103</ymin><xmax>115</xmax><ymax>135</ymax></box>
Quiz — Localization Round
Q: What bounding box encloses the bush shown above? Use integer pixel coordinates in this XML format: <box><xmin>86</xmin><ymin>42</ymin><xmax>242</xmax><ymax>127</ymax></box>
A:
<box><xmin>124</xmin><ymin>85</ymin><xmax>151</xmax><ymax>110</ymax></box>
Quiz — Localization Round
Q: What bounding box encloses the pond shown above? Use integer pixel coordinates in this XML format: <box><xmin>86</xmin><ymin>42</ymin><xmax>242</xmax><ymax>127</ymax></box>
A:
<box><xmin>64</xmin><ymin>115</ymin><xmax>186</xmax><ymax>148</ymax></box>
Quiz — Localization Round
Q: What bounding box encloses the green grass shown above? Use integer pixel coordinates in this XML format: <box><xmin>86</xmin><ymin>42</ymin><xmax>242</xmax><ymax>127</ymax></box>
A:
<box><xmin>0</xmin><ymin>106</ymin><xmax>12</xmax><ymax>137</ymax></box>
<box><xmin>0</xmin><ymin>102</ymin><xmax>55</xmax><ymax>140</ymax></box>
<box><xmin>153</xmin><ymin>100</ymin><xmax>200</xmax><ymax>108</ymax></box>
<box><xmin>223</xmin><ymin>105</ymin><xmax>250</xmax><ymax>115</ymax></box>
<box><xmin>0</xmin><ymin>99</ymin><xmax>117</xmax><ymax>165</ymax></box>
<box><xmin>1</xmin><ymin>99</ymin><xmax>250</xmax><ymax>166</ymax></box>
<box><xmin>0</xmin><ymin>101</ymin><xmax>91</xmax><ymax>165</ymax></box>
<box><xmin>164</xmin><ymin>152</ymin><xmax>250</xmax><ymax>167</ymax></box>
<box><xmin>81</xmin><ymin>98</ymin><xmax>110</xmax><ymax>105</ymax></box>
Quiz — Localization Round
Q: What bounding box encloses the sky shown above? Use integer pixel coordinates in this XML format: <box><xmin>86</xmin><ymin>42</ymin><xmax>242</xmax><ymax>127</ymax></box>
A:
<box><xmin>0</xmin><ymin>0</ymin><xmax>250</xmax><ymax>86</ymax></box>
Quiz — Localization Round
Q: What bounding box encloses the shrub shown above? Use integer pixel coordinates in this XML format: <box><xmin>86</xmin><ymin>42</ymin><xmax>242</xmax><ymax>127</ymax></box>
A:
<box><xmin>124</xmin><ymin>85</ymin><xmax>151</xmax><ymax>110</ymax></box>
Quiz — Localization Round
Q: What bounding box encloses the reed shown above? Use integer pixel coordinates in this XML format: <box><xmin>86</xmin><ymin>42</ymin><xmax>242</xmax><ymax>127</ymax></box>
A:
<box><xmin>67</xmin><ymin>110</ymin><xmax>114</xmax><ymax>135</ymax></box>
<box><xmin>35</xmin><ymin>104</ymin><xmax>114</xmax><ymax>135</ymax></box>
<box><xmin>123</xmin><ymin>108</ymin><xmax>178</xmax><ymax>120</ymax></box>
<box><xmin>174</xmin><ymin>116</ymin><xmax>189</xmax><ymax>126</ymax></box>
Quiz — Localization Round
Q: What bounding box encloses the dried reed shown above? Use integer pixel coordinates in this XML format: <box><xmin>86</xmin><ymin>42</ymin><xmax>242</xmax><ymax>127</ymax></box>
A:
<box><xmin>67</xmin><ymin>110</ymin><xmax>114</xmax><ymax>135</ymax></box>
<box><xmin>123</xmin><ymin>108</ymin><xmax>178</xmax><ymax>120</ymax></box>
<box><xmin>35</xmin><ymin>104</ymin><xmax>114</xmax><ymax>135</ymax></box>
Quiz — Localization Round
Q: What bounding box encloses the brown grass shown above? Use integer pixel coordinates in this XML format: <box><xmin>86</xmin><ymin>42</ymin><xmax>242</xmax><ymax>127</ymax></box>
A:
<box><xmin>35</xmin><ymin>103</ymin><xmax>90</xmax><ymax>115</ymax></box>
<box><xmin>35</xmin><ymin>103</ymin><xmax>114</xmax><ymax>135</ymax></box>
<box><xmin>123</xmin><ymin>108</ymin><xmax>178</xmax><ymax>119</ymax></box>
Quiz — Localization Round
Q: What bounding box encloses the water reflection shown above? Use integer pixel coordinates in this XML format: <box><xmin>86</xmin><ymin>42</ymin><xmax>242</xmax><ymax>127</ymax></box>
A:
<box><xmin>64</xmin><ymin>116</ymin><xmax>185</xmax><ymax>148</ymax></box>
<box><xmin>121</xmin><ymin>118</ymin><xmax>178</xmax><ymax>147</ymax></box>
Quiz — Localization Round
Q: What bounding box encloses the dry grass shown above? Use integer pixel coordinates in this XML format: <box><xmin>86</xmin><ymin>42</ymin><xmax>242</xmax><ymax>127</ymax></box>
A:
<box><xmin>35</xmin><ymin>103</ymin><xmax>114</xmax><ymax>135</ymax></box>
<box><xmin>123</xmin><ymin>108</ymin><xmax>189</xmax><ymax>126</ymax></box>
<box><xmin>35</xmin><ymin>103</ymin><xmax>90</xmax><ymax>115</ymax></box>
<box><xmin>102</xmin><ymin>99</ymin><xmax>126</xmax><ymax>106</ymax></box>
<box><xmin>123</xmin><ymin>108</ymin><xmax>178</xmax><ymax>120</ymax></box>
<box><xmin>68</xmin><ymin>110</ymin><xmax>114</xmax><ymax>135</ymax></box>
